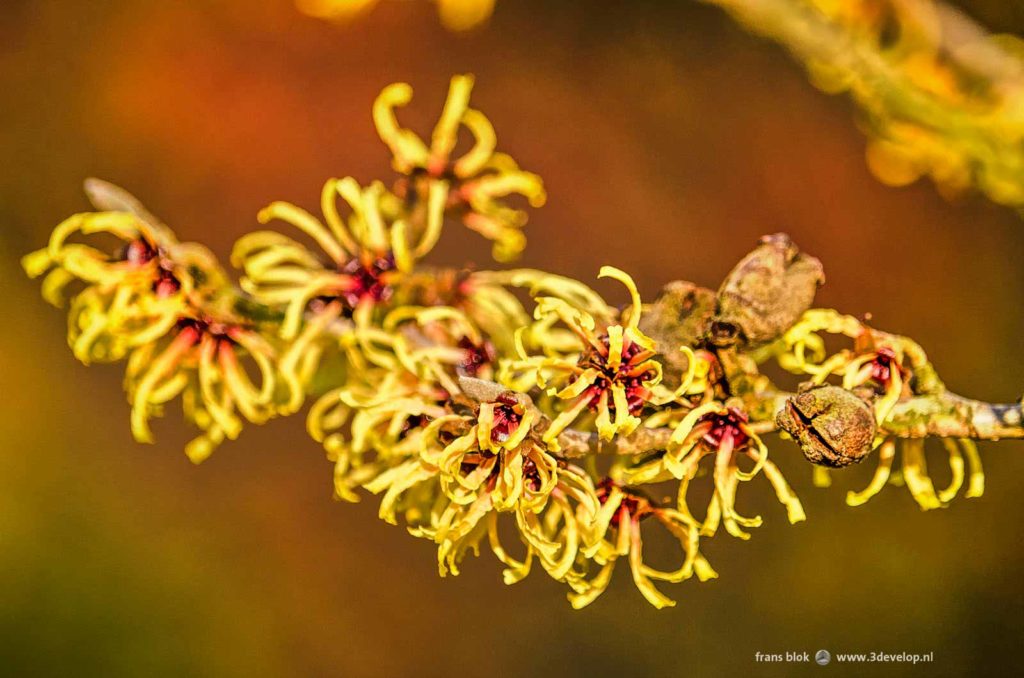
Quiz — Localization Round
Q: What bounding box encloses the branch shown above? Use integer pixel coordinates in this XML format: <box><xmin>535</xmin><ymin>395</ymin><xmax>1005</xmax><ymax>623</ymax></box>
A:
<box><xmin>701</xmin><ymin>0</ymin><xmax>1024</xmax><ymax>211</ymax></box>
<box><xmin>885</xmin><ymin>392</ymin><xmax>1024</xmax><ymax>440</ymax></box>
<box><xmin>559</xmin><ymin>390</ymin><xmax>1024</xmax><ymax>459</ymax></box>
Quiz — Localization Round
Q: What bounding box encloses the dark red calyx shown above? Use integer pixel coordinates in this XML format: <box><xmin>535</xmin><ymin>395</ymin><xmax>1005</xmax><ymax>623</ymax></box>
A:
<box><xmin>153</xmin><ymin>269</ymin><xmax>181</xmax><ymax>297</ymax></box>
<box><xmin>402</xmin><ymin>414</ymin><xmax>430</xmax><ymax>435</ymax></box>
<box><xmin>177</xmin><ymin>316</ymin><xmax>236</xmax><ymax>346</ymax></box>
<box><xmin>122</xmin><ymin>239</ymin><xmax>157</xmax><ymax>265</ymax></box>
<box><xmin>868</xmin><ymin>347</ymin><xmax>899</xmax><ymax>385</ymax></box>
<box><xmin>121</xmin><ymin>238</ymin><xmax>182</xmax><ymax>297</ymax></box>
<box><xmin>489</xmin><ymin>394</ymin><xmax>523</xmax><ymax>444</ymax></box>
<box><xmin>701</xmin><ymin>407</ymin><xmax>750</xmax><ymax>449</ymax></box>
<box><xmin>523</xmin><ymin>457</ymin><xmax>542</xmax><ymax>492</ymax></box>
<box><xmin>458</xmin><ymin>337</ymin><xmax>496</xmax><ymax>376</ymax></box>
<box><xmin>578</xmin><ymin>334</ymin><xmax>654</xmax><ymax>416</ymax></box>
<box><xmin>596</xmin><ymin>477</ymin><xmax>652</xmax><ymax>528</ymax></box>
<box><xmin>340</xmin><ymin>253</ymin><xmax>396</xmax><ymax>307</ymax></box>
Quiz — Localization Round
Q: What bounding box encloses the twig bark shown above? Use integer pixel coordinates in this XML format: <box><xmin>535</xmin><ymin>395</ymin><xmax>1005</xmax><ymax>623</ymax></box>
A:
<box><xmin>555</xmin><ymin>390</ymin><xmax>1024</xmax><ymax>459</ymax></box>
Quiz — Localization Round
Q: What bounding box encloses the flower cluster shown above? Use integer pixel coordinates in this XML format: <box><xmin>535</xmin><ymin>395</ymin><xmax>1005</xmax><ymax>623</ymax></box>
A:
<box><xmin>23</xmin><ymin>180</ymin><xmax>296</xmax><ymax>462</ymax></box>
<box><xmin>25</xmin><ymin>75</ymin><xmax>1005</xmax><ymax>609</ymax></box>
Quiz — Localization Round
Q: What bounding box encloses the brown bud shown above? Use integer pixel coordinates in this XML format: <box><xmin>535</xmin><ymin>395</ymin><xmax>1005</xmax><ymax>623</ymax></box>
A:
<box><xmin>714</xmin><ymin>233</ymin><xmax>825</xmax><ymax>348</ymax></box>
<box><xmin>639</xmin><ymin>280</ymin><xmax>717</xmax><ymax>373</ymax></box>
<box><xmin>84</xmin><ymin>178</ymin><xmax>165</xmax><ymax>229</ymax></box>
<box><xmin>776</xmin><ymin>384</ymin><xmax>876</xmax><ymax>468</ymax></box>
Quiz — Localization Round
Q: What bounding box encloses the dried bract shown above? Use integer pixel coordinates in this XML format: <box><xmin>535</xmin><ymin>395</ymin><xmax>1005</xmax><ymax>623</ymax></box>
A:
<box><xmin>714</xmin><ymin>233</ymin><xmax>824</xmax><ymax>348</ymax></box>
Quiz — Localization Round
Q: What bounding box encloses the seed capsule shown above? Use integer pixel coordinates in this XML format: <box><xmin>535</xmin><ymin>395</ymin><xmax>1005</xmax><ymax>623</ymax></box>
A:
<box><xmin>639</xmin><ymin>280</ymin><xmax>717</xmax><ymax>372</ymax></box>
<box><xmin>714</xmin><ymin>233</ymin><xmax>825</xmax><ymax>348</ymax></box>
<box><xmin>776</xmin><ymin>384</ymin><xmax>877</xmax><ymax>467</ymax></box>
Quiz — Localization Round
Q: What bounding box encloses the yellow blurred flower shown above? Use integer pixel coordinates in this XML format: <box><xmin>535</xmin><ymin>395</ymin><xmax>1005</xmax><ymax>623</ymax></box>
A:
<box><xmin>295</xmin><ymin>0</ymin><xmax>376</xmax><ymax>22</ymax></box>
<box><xmin>24</xmin><ymin>180</ymin><xmax>295</xmax><ymax>462</ymax></box>
<box><xmin>711</xmin><ymin>0</ymin><xmax>1024</xmax><ymax>209</ymax></box>
<box><xmin>297</xmin><ymin>0</ymin><xmax>495</xmax><ymax>31</ymax></box>
<box><xmin>125</xmin><ymin>310</ymin><xmax>284</xmax><ymax>463</ymax></box>
<box><xmin>22</xmin><ymin>180</ymin><xmax>201</xmax><ymax>364</ymax></box>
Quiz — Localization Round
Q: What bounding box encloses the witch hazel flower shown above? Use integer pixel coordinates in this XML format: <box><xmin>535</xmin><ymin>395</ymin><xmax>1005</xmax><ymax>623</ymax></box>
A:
<box><xmin>374</xmin><ymin>74</ymin><xmax>546</xmax><ymax>261</ymax></box>
<box><xmin>566</xmin><ymin>478</ymin><xmax>717</xmax><ymax>610</ymax></box>
<box><xmin>502</xmin><ymin>266</ymin><xmax>697</xmax><ymax>448</ymax></box>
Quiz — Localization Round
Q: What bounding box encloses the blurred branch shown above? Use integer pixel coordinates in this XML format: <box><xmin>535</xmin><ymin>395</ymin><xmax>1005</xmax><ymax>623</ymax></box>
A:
<box><xmin>703</xmin><ymin>0</ymin><xmax>1024</xmax><ymax>210</ymax></box>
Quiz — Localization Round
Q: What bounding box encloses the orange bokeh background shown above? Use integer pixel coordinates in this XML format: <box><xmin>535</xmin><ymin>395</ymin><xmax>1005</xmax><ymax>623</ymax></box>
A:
<box><xmin>2</xmin><ymin>1</ymin><xmax>1023</xmax><ymax>675</ymax></box>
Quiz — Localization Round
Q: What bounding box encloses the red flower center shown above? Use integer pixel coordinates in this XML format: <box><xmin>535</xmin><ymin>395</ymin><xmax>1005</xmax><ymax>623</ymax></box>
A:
<box><xmin>340</xmin><ymin>254</ymin><xmax>396</xmax><ymax>308</ymax></box>
<box><xmin>523</xmin><ymin>457</ymin><xmax>542</xmax><ymax>492</ymax></box>
<box><xmin>597</xmin><ymin>477</ymin><xmax>652</xmax><ymax>528</ymax></box>
<box><xmin>458</xmin><ymin>337</ymin><xmax>496</xmax><ymax>377</ymax></box>
<box><xmin>489</xmin><ymin>393</ymin><xmax>523</xmax><ymax>444</ymax></box>
<box><xmin>122</xmin><ymin>239</ymin><xmax>157</xmax><ymax>265</ymax></box>
<box><xmin>578</xmin><ymin>333</ymin><xmax>655</xmax><ymax>416</ymax></box>
<box><xmin>403</xmin><ymin>414</ymin><xmax>429</xmax><ymax>432</ymax></box>
<box><xmin>153</xmin><ymin>269</ymin><xmax>181</xmax><ymax>297</ymax></box>
<box><xmin>122</xmin><ymin>238</ymin><xmax>181</xmax><ymax>297</ymax></box>
<box><xmin>701</xmin><ymin>407</ymin><xmax>750</xmax><ymax>449</ymax></box>
<box><xmin>868</xmin><ymin>347</ymin><xmax>899</xmax><ymax>386</ymax></box>
<box><xmin>177</xmin><ymin>316</ymin><xmax>236</xmax><ymax>347</ymax></box>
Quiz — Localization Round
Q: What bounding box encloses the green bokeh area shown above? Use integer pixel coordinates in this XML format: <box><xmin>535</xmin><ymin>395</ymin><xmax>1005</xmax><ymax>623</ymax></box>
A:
<box><xmin>1</xmin><ymin>1</ymin><xmax>1023</xmax><ymax>676</ymax></box>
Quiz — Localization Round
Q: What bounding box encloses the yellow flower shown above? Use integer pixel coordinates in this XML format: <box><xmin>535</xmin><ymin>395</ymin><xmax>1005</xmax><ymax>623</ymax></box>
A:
<box><xmin>308</xmin><ymin>368</ymin><xmax>449</xmax><ymax>501</ymax></box>
<box><xmin>233</xmin><ymin>177</ymin><xmax>448</xmax><ymax>413</ymax></box>
<box><xmin>365</xmin><ymin>398</ymin><xmax>599</xmax><ymax>583</ymax></box>
<box><xmin>429</xmin><ymin>395</ymin><xmax>599</xmax><ymax>572</ymax></box>
<box><xmin>845</xmin><ymin>437</ymin><xmax>984</xmax><ymax>511</ymax></box>
<box><xmin>304</xmin><ymin>295</ymin><xmax>523</xmax><ymax>503</ymax></box>
<box><xmin>296</xmin><ymin>0</ymin><xmax>496</xmax><ymax>32</ymax></box>
<box><xmin>233</xmin><ymin>177</ymin><xmax>445</xmax><ymax>340</ymax></box>
<box><xmin>567</xmin><ymin>478</ymin><xmax>717</xmax><ymax>610</ymax></box>
<box><xmin>125</xmin><ymin>310</ymin><xmax>283</xmax><ymax>463</ymax></box>
<box><xmin>21</xmin><ymin>180</ymin><xmax>203</xmax><ymax>363</ymax></box>
<box><xmin>625</xmin><ymin>403</ymin><xmax>805</xmax><ymax>540</ymax></box>
<box><xmin>466</xmin><ymin>268</ymin><xmax>604</xmax><ymax>355</ymax></box>
<box><xmin>374</xmin><ymin>75</ymin><xmax>545</xmax><ymax>261</ymax></box>
<box><xmin>436</xmin><ymin>0</ymin><xmax>496</xmax><ymax>31</ymax></box>
<box><xmin>763</xmin><ymin>310</ymin><xmax>983</xmax><ymax>512</ymax></box>
<box><xmin>430</xmin><ymin>396</ymin><xmax>540</xmax><ymax>508</ymax></box>
<box><xmin>775</xmin><ymin>309</ymin><xmax>940</xmax><ymax>424</ymax></box>
<box><xmin>23</xmin><ymin>180</ymin><xmax>292</xmax><ymax>463</ymax></box>
<box><xmin>501</xmin><ymin>266</ymin><xmax>695</xmax><ymax>447</ymax></box>
<box><xmin>384</xmin><ymin>304</ymin><xmax>500</xmax><ymax>392</ymax></box>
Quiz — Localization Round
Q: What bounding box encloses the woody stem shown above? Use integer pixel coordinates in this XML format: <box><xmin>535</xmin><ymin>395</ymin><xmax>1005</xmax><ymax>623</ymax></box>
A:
<box><xmin>561</xmin><ymin>390</ymin><xmax>1024</xmax><ymax>458</ymax></box>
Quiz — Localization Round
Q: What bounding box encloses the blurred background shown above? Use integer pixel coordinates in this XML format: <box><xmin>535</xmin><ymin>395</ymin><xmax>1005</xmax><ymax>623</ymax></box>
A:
<box><xmin>2</xmin><ymin>0</ymin><xmax>1023</xmax><ymax>675</ymax></box>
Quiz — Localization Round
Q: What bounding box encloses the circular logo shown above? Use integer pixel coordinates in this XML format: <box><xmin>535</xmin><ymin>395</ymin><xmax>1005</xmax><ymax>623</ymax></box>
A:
<box><xmin>815</xmin><ymin>649</ymin><xmax>831</xmax><ymax>666</ymax></box>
